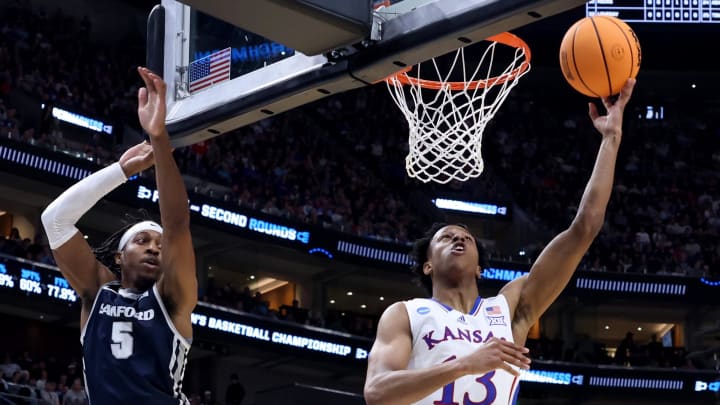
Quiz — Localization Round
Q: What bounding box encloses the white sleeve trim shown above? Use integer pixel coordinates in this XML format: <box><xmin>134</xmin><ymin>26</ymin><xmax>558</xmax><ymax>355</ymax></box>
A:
<box><xmin>41</xmin><ymin>162</ymin><xmax>127</xmax><ymax>249</ymax></box>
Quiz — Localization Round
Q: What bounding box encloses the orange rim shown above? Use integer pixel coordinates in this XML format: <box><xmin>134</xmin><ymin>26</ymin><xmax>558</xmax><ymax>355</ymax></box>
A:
<box><xmin>383</xmin><ymin>32</ymin><xmax>531</xmax><ymax>90</ymax></box>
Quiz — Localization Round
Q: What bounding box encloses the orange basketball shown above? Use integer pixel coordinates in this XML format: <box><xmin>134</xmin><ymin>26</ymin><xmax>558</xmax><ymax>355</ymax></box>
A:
<box><xmin>559</xmin><ymin>16</ymin><xmax>641</xmax><ymax>98</ymax></box>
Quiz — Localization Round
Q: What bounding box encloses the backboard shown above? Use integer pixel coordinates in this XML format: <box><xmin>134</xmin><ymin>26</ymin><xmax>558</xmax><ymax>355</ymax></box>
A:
<box><xmin>150</xmin><ymin>0</ymin><xmax>585</xmax><ymax>147</ymax></box>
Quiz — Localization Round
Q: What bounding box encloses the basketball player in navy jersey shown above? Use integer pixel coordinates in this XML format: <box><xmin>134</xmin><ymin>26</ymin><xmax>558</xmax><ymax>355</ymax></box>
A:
<box><xmin>41</xmin><ymin>67</ymin><xmax>196</xmax><ymax>404</ymax></box>
<box><xmin>364</xmin><ymin>78</ymin><xmax>636</xmax><ymax>405</ymax></box>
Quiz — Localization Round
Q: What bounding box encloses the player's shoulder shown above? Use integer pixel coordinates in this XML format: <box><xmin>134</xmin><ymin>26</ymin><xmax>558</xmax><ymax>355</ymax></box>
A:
<box><xmin>380</xmin><ymin>300</ymin><xmax>408</xmax><ymax>317</ymax></box>
<box><xmin>401</xmin><ymin>297</ymin><xmax>441</xmax><ymax>315</ymax></box>
<box><xmin>380</xmin><ymin>298</ymin><xmax>443</xmax><ymax>327</ymax></box>
<box><xmin>498</xmin><ymin>274</ymin><xmax>528</xmax><ymax>304</ymax></box>
<box><xmin>479</xmin><ymin>294</ymin><xmax>513</xmax><ymax>315</ymax></box>
<box><xmin>482</xmin><ymin>294</ymin><xmax>507</xmax><ymax>305</ymax></box>
<box><xmin>403</xmin><ymin>297</ymin><xmax>432</xmax><ymax>306</ymax></box>
<box><xmin>379</xmin><ymin>299</ymin><xmax>421</xmax><ymax>324</ymax></box>
<box><xmin>375</xmin><ymin>301</ymin><xmax>413</xmax><ymax>339</ymax></box>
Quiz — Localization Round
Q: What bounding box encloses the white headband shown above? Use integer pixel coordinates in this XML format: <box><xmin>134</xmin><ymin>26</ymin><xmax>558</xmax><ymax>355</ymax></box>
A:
<box><xmin>117</xmin><ymin>221</ymin><xmax>163</xmax><ymax>251</ymax></box>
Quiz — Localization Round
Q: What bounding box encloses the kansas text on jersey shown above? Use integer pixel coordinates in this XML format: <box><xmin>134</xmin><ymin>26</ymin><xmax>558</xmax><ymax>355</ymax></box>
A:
<box><xmin>82</xmin><ymin>282</ymin><xmax>190</xmax><ymax>404</ymax></box>
<box><xmin>405</xmin><ymin>295</ymin><xmax>520</xmax><ymax>405</ymax></box>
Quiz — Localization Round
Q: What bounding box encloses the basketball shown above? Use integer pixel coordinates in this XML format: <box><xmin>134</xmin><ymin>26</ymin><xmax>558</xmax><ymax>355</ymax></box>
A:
<box><xmin>559</xmin><ymin>16</ymin><xmax>641</xmax><ymax>98</ymax></box>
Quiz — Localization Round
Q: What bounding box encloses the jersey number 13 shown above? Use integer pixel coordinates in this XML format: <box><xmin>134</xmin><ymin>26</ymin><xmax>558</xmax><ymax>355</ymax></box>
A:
<box><xmin>435</xmin><ymin>356</ymin><xmax>497</xmax><ymax>405</ymax></box>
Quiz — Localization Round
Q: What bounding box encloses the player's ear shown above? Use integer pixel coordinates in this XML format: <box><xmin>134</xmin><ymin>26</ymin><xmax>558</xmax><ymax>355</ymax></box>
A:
<box><xmin>115</xmin><ymin>251</ymin><xmax>122</xmax><ymax>265</ymax></box>
<box><xmin>475</xmin><ymin>265</ymin><xmax>481</xmax><ymax>279</ymax></box>
<box><xmin>423</xmin><ymin>262</ymin><xmax>432</xmax><ymax>276</ymax></box>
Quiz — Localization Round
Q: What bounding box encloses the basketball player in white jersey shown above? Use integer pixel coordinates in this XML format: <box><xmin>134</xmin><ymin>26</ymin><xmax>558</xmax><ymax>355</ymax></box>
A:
<box><xmin>364</xmin><ymin>78</ymin><xmax>636</xmax><ymax>405</ymax></box>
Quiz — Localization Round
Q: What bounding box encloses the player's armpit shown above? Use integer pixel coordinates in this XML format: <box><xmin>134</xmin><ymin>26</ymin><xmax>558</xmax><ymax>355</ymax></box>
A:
<box><xmin>156</xmin><ymin>230</ymin><xmax>197</xmax><ymax>336</ymax></box>
<box><xmin>511</xmin><ymin>225</ymin><xmax>597</xmax><ymax>336</ymax></box>
<box><xmin>50</xmin><ymin>233</ymin><xmax>115</xmax><ymax>329</ymax></box>
<box><xmin>50</xmin><ymin>233</ymin><xmax>115</xmax><ymax>303</ymax></box>
<box><xmin>498</xmin><ymin>276</ymin><xmax>531</xmax><ymax>342</ymax></box>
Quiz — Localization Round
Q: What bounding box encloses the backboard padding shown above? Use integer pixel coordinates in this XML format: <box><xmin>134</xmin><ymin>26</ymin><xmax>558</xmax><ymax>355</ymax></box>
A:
<box><xmin>179</xmin><ymin>0</ymin><xmax>372</xmax><ymax>56</ymax></box>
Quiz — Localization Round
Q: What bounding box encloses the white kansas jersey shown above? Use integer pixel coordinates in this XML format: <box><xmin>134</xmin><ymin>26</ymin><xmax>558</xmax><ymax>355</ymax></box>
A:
<box><xmin>404</xmin><ymin>295</ymin><xmax>520</xmax><ymax>405</ymax></box>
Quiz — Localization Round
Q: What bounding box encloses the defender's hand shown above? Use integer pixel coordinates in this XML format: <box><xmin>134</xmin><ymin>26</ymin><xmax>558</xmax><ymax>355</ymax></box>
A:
<box><xmin>119</xmin><ymin>141</ymin><xmax>154</xmax><ymax>177</ymax></box>
<box><xmin>137</xmin><ymin>67</ymin><xmax>168</xmax><ymax>139</ymax></box>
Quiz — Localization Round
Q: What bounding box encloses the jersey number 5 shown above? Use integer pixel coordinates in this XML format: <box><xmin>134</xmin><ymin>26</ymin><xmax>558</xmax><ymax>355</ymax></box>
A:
<box><xmin>435</xmin><ymin>356</ymin><xmax>496</xmax><ymax>405</ymax></box>
<box><xmin>111</xmin><ymin>321</ymin><xmax>134</xmax><ymax>359</ymax></box>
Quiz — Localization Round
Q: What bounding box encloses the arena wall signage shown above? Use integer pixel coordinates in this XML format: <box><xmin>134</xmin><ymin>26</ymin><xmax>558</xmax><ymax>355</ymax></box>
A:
<box><xmin>1</xmin><ymin>138</ymin><xmax>718</xmax><ymax>303</ymax></box>
<box><xmin>0</xmin><ymin>253</ymin><xmax>717</xmax><ymax>394</ymax></box>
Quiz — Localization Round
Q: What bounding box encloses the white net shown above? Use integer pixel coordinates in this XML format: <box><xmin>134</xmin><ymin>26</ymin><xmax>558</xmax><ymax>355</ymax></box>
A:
<box><xmin>386</xmin><ymin>34</ymin><xmax>530</xmax><ymax>184</ymax></box>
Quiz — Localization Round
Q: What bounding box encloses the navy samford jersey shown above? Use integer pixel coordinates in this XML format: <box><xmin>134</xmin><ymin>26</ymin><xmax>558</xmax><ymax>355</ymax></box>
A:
<box><xmin>82</xmin><ymin>282</ymin><xmax>190</xmax><ymax>405</ymax></box>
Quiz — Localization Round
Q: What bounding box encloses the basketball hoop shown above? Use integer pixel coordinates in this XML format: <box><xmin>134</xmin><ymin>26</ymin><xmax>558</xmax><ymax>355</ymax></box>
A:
<box><xmin>384</xmin><ymin>32</ymin><xmax>531</xmax><ymax>184</ymax></box>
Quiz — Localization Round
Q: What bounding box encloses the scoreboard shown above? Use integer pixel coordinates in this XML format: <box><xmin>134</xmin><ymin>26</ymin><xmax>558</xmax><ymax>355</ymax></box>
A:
<box><xmin>0</xmin><ymin>258</ymin><xmax>78</xmax><ymax>303</ymax></box>
<box><xmin>586</xmin><ymin>0</ymin><xmax>720</xmax><ymax>23</ymax></box>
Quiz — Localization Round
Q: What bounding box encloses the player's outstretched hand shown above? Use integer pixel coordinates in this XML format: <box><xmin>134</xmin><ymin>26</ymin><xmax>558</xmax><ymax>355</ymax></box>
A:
<box><xmin>589</xmin><ymin>78</ymin><xmax>636</xmax><ymax>141</ymax></box>
<box><xmin>458</xmin><ymin>337</ymin><xmax>531</xmax><ymax>377</ymax></box>
<box><xmin>137</xmin><ymin>66</ymin><xmax>168</xmax><ymax>139</ymax></box>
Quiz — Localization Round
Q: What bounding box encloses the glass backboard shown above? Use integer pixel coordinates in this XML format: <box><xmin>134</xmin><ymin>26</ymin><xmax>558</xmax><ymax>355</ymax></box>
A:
<box><xmin>153</xmin><ymin>0</ymin><xmax>585</xmax><ymax>147</ymax></box>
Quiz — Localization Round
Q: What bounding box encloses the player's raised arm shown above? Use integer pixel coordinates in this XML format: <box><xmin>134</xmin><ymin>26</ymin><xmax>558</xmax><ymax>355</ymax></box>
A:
<box><xmin>503</xmin><ymin>78</ymin><xmax>636</xmax><ymax>340</ymax></box>
<box><xmin>364</xmin><ymin>302</ymin><xmax>531</xmax><ymax>405</ymax></box>
<box><xmin>40</xmin><ymin>142</ymin><xmax>154</xmax><ymax>316</ymax></box>
<box><xmin>136</xmin><ymin>67</ymin><xmax>197</xmax><ymax>339</ymax></box>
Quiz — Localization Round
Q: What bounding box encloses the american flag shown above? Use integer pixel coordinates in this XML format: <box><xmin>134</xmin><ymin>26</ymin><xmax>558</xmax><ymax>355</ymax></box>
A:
<box><xmin>485</xmin><ymin>305</ymin><xmax>501</xmax><ymax>316</ymax></box>
<box><xmin>188</xmin><ymin>47</ymin><xmax>231</xmax><ymax>94</ymax></box>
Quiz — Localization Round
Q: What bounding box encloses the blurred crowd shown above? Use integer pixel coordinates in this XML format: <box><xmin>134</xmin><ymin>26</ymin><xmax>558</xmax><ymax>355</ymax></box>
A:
<box><xmin>174</xmin><ymin>96</ymin><xmax>428</xmax><ymax>244</ymax></box>
<box><xmin>0</xmin><ymin>350</ymin><xmax>244</xmax><ymax>405</ymax></box>
<box><xmin>0</xmin><ymin>1</ymin><xmax>141</xmax><ymax>135</ymax></box>
<box><xmin>202</xmin><ymin>279</ymin><xmax>376</xmax><ymax>338</ymax></box>
<box><xmin>0</xmin><ymin>228</ymin><xmax>54</xmax><ymax>266</ymax></box>
<box><xmin>0</xmin><ymin>5</ymin><xmax>129</xmax><ymax>166</ymax></box>
<box><xmin>1</xmin><ymin>351</ymin><xmax>87</xmax><ymax>405</ymax></box>
<box><xmin>525</xmin><ymin>331</ymin><xmax>695</xmax><ymax>370</ymax></box>
<box><xmin>487</xmin><ymin>93</ymin><xmax>720</xmax><ymax>277</ymax></box>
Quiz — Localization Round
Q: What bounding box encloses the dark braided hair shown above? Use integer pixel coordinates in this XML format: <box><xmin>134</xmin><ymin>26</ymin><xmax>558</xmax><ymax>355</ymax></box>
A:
<box><xmin>410</xmin><ymin>222</ymin><xmax>489</xmax><ymax>297</ymax></box>
<box><xmin>93</xmin><ymin>210</ymin><xmax>155</xmax><ymax>279</ymax></box>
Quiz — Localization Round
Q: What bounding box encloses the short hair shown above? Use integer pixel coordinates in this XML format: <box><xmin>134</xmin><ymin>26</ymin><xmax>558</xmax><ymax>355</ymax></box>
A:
<box><xmin>93</xmin><ymin>209</ymin><xmax>154</xmax><ymax>278</ymax></box>
<box><xmin>409</xmin><ymin>222</ymin><xmax>489</xmax><ymax>296</ymax></box>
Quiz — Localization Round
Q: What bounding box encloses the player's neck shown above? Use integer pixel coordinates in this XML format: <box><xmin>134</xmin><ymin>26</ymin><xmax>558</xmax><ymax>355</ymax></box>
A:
<box><xmin>120</xmin><ymin>277</ymin><xmax>154</xmax><ymax>292</ymax></box>
<box><xmin>431</xmin><ymin>287</ymin><xmax>479</xmax><ymax>314</ymax></box>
